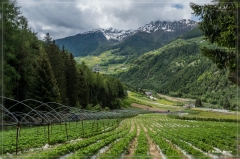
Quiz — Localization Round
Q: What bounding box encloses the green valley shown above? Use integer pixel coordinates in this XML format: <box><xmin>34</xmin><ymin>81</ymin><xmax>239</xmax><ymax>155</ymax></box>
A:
<box><xmin>75</xmin><ymin>50</ymin><xmax>131</xmax><ymax>74</ymax></box>
<box><xmin>75</xmin><ymin>34</ymin><xmax>237</xmax><ymax>110</ymax></box>
<box><xmin>2</xmin><ymin>0</ymin><xmax>239</xmax><ymax>158</ymax></box>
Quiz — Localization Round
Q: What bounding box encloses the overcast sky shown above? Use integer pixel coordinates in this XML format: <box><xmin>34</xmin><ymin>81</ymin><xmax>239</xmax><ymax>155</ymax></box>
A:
<box><xmin>16</xmin><ymin>0</ymin><xmax>212</xmax><ymax>40</ymax></box>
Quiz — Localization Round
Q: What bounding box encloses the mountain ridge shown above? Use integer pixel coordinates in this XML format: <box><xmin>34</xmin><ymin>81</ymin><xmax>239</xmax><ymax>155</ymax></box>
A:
<box><xmin>79</xmin><ymin>19</ymin><xmax>198</xmax><ymax>42</ymax></box>
<box><xmin>55</xmin><ymin>19</ymin><xmax>198</xmax><ymax>57</ymax></box>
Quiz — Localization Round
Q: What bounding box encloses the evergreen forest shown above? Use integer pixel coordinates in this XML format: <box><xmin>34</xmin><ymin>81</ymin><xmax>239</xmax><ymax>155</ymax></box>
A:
<box><xmin>2</xmin><ymin>1</ymin><xmax>126</xmax><ymax>112</ymax></box>
<box><xmin>117</xmin><ymin>43</ymin><xmax>237</xmax><ymax>110</ymax></box>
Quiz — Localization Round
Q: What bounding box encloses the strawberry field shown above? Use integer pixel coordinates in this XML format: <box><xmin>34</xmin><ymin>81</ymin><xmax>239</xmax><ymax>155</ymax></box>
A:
<box><xmin>1</xmin><ymin>113</ymin><xmax>238</xmax><ymax>159</ymax></box>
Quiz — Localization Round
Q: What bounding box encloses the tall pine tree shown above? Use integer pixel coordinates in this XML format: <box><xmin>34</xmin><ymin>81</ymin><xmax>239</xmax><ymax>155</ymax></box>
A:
<box><xmin>27</xmin><ymin>47</ymin><xmax>61</xmax><ymax>111</ymax></box>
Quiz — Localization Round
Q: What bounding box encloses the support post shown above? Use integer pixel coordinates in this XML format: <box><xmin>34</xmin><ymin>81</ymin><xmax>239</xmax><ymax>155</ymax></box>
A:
<box><xmin>47</xmin><ymin>123</ymin><xmax>50</xmax><ymax>144</ymax></box>
<box><xmin>65</xmin><ymin>122</ymin><xmax>68</xmax><ymax>140</ymax></box>
<box><xmin>15</xmin><ymin>122</ymin><xmax>20</xmax><ymax>155</ymax></box>
<box><xmin>81</xmin><ymin>120</ymin><xmax>84</xmax><ymax>138</ymax></box>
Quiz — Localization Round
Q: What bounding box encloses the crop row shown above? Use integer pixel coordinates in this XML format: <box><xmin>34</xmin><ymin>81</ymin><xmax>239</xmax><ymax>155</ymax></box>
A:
<box><xmin>139</xmin><ymin>114</ymin><xmax>237</xmax><ymax>156</ymax></box>
<box><xmin>148</xmin><ymin>125</ymin><xmax>209</xmax><ymax>158</ymax></box>
<box><xmin>152</xmin><ymin>125</ymin><xmax>214</xmax><ymax>154</ymax></box>
<box><xmin>68</xmin><ymin>122</ymin><xmax>132</xmax><ymax>158</ymax></box>
<box><xmin>2</xmin><ymin>119</ymin><xmax>119</xmax><ymax>154</ymax></box>
<box><xmin>133</xmin><ymin>125</ymin><xmax>149</xmax><ymax>158</ymax></box>
<box><xmin>99</xmin><ymin>122</ymin><xmax>137</xmax><ymax>158</ymax></box>
<box><xmin>2</xmin><ymin>114</ymin><xmax>238</xmax><ymax>159</ymax></box>
<box><xmin>25</xmin><ymin>120</ymin><xmax>129</xmax><ymax>159</ymax></box>
<box><xmin>152</xmin><ymin>122</ymin><xmax>236</xmax><ymax>155</ymax></box>
<box><xmin>147</xmin><ymin>126</ymin><xmax>183</xmax><ymax>159</ymax></box>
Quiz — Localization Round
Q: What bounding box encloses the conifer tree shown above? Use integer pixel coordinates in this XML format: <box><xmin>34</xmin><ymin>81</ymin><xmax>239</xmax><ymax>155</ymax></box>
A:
<box><xmin>28</xmin><ymin>48</ymin><xmax>61</xmax><ymax>111</ymax></box>
<box><xmin>77</xmin><ymin>64</ymin><xmax>89</xmax><ymax>108</ymax></box>
<box><xmin>190</xmin><ymin>1</ymin><xmax>238</xmax><ymax>85</ymax></box>
<box><xmin>3</xmin><ymin>0</ymin><xmax>21</xmax><ymax>99</ymax></box>
<box><xmin>3</xmin><ymin>0</ymin><xmax>39</xmax><ymax>106</ymax></box>
<box><xmin>65</xmin><ymin>53</ymin><xmax>78</xmax><ymax>106</ymax></box>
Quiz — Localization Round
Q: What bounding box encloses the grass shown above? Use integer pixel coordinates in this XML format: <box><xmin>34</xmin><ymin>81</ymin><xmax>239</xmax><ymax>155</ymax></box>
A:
<box><xmin>101</xmin><ymin>64</ymin><xmax>131</xmax><ymax>74</ymax></box>
<box><xmin>120</xmin><ymin>97</ymin><xmax>136</xmax><ymax>108</ymax></box>
<box><xmin>75</xmin><ymin>50</ymin><xmax>131</xmax><ymax>74</ymax></box>
<box><xmin>126</xmin><ymin>92</ymin><xmax>240</xmax><ymax>120</ymax></box>
<box><xmin>74</xmin><ymin>36</ymin><xmax>218</xmax><ymax>75</ymax></box>
<box><xmin>189</xmin><ymin>108</ymin><xmax>239</xmax><ymax>120</ymax></box>
<box><xmin>75</xmin><ymin>50</ymin><xmax>115</xmax><ymax>67</ymax></box>
<box><xmin>142</xmin><ymin>36</ymin><xmax>210</xmax><ymax>56</ymax></box>
<box><xmin>127</xmin><ymin>91</ymin><xmax>184</xmax><ymax>112</ymax></box>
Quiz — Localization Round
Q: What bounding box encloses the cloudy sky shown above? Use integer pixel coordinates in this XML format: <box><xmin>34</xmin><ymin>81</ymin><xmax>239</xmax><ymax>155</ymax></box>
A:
<box><xmin>16</xmin><ymin>0</ymin><xmax>212</xmax><ymax>40</ymax></box>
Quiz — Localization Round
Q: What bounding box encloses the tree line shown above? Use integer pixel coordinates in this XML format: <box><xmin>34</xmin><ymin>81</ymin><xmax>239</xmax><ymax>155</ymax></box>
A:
<box><xmin>2</xmin><ymin>1</ymin><xmax>126</xmax><ymax>112</ymax></box>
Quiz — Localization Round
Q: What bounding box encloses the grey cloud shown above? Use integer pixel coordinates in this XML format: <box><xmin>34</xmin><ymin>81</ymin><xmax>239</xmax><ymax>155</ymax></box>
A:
<box><xmin>17</xmin><ymin>0</ymin><xmax>212</xmax><ymax>39</ymax></box>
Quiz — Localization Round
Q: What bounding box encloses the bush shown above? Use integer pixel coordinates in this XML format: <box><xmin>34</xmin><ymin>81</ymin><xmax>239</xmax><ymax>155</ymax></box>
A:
<box><xmin>104</xmin><ymin>107</ymin><xmax>110</xmax><ymax>111</ymax></box>
<box><xmin>208</xmin><ymin>99</ymin><xmax>218</xmax><ymax>105</ymax></box>
<box><xmin>93</xmin><ymin>104</ymin><xmax>102</xmax><ymax>111</ymax></box>
<box><xmin>86</xmin><ymin>104</ymin><xmax>93</xmax><ymax>110</ymax></box>
<box><xmin>75</xmin><ymin>102</ymin><xmax>82</xmax><ymax>109</ymax></box>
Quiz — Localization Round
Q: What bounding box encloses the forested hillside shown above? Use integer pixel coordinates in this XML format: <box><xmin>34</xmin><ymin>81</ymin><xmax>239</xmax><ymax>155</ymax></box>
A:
<box><xmin>55</xmin><ymin>32</ymin><xmax>115</xmax><ymax>57</ymax></box>
<box><xmin>111</xmin><ymin>27</ymin><xmax>192</xmax><ymax>57</ymax></box>
<box><xmin>55</xmin><ymin>20</ymin><xmax>196</xmax><ymax>58</ymax></box>
<box><xmin>117</xmin><ymin>43</ymin><xmax>237</xmax><ymax>109</ymax></box>
<box><xmin>2</xmin><ymin>1</ymin><xmax>126</xmax><ymax>112</ymax></box>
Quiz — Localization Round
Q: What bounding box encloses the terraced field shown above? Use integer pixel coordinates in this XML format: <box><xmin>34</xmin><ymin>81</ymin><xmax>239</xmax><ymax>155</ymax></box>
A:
<box><xmin>2</xmin><ymin>114</ymin><xmax>238</xmax><ymax>159</ymax></box>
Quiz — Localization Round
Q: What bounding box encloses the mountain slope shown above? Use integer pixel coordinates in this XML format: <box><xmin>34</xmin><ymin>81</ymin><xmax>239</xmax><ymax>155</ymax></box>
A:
<box><xmin>55</xmin><ymin>32</ymin><xmax>115</xmax><ymax>56</ymax></box>
<box><xmin>117</xmin><ymin>43</ymin><xmax>237</xmax><ymax>109</ymax></box>
<box><xmin>55</xmin><ymin>19</ymin><xmax>198</xmax><ymax>57</ymax></box>
<box><xmin>111</xmin><ymin>27</ymin><xmax>192</xmax><ymax>56</ymax></box>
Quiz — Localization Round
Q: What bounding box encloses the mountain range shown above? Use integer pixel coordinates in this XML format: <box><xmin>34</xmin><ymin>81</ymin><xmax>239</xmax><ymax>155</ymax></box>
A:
<box><xmin>55</xmin><ymin>19</ymin><xmax>198</xmax><ymax>57</ymax></box>
<box><xmin>56</xmin><ymin>18</ymin><xmax>237</xmax><ymax>109</ymax></box>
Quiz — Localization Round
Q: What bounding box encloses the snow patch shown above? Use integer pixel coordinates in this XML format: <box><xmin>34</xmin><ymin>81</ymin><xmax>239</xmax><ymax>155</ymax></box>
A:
<box><xmin>80</xmin><ymin>19</ymin><xmax>198</xmax><ymax>41</ymax></box>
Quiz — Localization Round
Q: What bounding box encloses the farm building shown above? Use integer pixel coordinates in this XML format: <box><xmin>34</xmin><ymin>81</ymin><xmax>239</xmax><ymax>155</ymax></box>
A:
<box><xmin>145</xmin><ymin>92</ymin><xmax>152</xmax><ymax>97</ymax></box>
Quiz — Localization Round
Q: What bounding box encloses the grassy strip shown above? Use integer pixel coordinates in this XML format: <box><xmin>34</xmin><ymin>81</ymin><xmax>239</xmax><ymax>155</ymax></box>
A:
<box><xmin>167</xmin><ymin>114</ymin><xmax>239</xmax><ymax>122</ymax></box>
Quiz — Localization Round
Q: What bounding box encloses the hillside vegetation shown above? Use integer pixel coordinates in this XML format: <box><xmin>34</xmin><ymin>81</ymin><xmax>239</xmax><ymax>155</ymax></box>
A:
<box><xmin>56</xmin><ymin>32</ymin><xmax>116</xmax><ymax>57</ymax></box>
<box><xmin>3</xmin><ymin>1</ymin><xmax>126</xmax><ymax>112</ymax></box>
<box><xmin>72</xmin><ymin>29</ymin><xmax>236</xmax><ymax>110</ymax></box>
<box><xmin>117</xmin><ymin>42</ymin><xmax>237</xmax><ymax>110</ymax></box>
<box><xmin>111</xmin><ymin>28</ymin><xmax>192</xmax><ymax>57</ymax></box>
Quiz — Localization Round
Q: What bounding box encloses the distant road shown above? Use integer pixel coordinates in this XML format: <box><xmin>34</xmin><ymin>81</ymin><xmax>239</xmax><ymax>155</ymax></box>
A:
<box><xmin>194</xmin><ymin>108</ymin><xmax>236</xmax><ymax>114</ymax></box>
<box><xmin>157</xmin><ymin>94</ymin><xmax>236</xmax><ymax>114</ymax></box>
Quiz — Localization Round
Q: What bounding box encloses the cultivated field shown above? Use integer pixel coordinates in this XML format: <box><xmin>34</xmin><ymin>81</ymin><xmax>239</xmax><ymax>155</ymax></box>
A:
<box><xmin>1</xmin><ymin>114</ymin><xmax>238</xmax><ymax>159</ymax></box>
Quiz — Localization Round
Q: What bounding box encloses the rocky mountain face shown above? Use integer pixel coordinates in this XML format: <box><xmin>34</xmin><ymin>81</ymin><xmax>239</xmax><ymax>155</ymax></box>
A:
<box><xmin>55</xmin><ymin>19</ymin><xmax>198</xmax><ymax>57</ymax></box>
<box><xmin>137</xmin><ymin>19</ymin><xmax>197</xmax><ymax>33</ymax></box>
<box><xmin>82</xmin><ymin>19</ymin><xmax>197</xmax><ymax>41</ymax></box>
<box><xmin>83</xmin><ymin>28</ymin><xmax>136</xmax><ymax>41</ymax></box>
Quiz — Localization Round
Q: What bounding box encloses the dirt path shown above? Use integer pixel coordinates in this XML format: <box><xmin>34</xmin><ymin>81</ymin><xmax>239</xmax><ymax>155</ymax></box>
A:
<box><xmin>123</xmin><ymin>124</ymin><xmax>140</xmax><ymax>159</ymax></box>
<box><xmin>131</xmin><ymin>103</ymin><xmax>167</xmax><ymax>112</ymax></box>
<box><xmin>129</xmin><ymin>121</ymin><xmax>135</xmax><ymax>133</ymax></box>
<box><xmin>142</xmin><ymin>125</ymin><xmax>161</xmax><ymax>159</ymax></box>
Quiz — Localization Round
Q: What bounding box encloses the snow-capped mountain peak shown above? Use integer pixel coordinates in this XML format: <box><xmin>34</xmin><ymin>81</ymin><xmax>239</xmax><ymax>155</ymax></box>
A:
<box><xmin>82</xmin><ymin>27</ymin><xmax>137</xmax><ymax>41</ymax></box>
<box><xmin>137</xmin><ymin>19</ymin><xmax>197</xmax><ymax>33</ymax></box>
<box><xmin>81</xmin><ymin>19</ymin><xmax>197</xmax><ymax>41</ymax></box>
